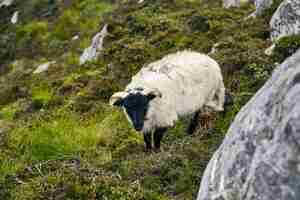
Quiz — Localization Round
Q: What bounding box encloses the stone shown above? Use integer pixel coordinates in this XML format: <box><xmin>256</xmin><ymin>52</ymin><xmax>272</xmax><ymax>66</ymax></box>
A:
<box><xmin>223</xmin><ymin>0</ymin><xmax>252</xmax><ymax>8</ymax></box>
<box><xmin>270</xmin><ymin>0</ymin><xmax>300</xmax><ymax>41</ymax></box>
<box><xmin>72</xmin><ymin>35</ymin><xmax>79</xmax><ymax>41</ymax></box>
<box><xmin>264</xmin><ymin>43</ymin><xmax>275</xmax><ymax>56</ymax></box>
<box><xmin>33</xmin><ymin>61</ymin><xmax>56</xmax><ymax>74</ymax></box>
<box><xmin>223</xmin><ymin>0</ymin><xmax>240</xmax><ymax>8</ymax></box>
<box><xmin>209</xmin><ymin>43</ymin><xmax>221</xmax><ymax>55</ymax></box>
<box><xmin>197</xmin><ymin>50</ymin><xmax>300</xmax><ymax>200</ymax></box>
<box><xmin>79</xmin><ymin>24</ymin><xmax>108</xmax><ymax>65</ymax></box>
<box><xmin>247</xmin><ymin>0</ymin><xmax>273</xmax><ymax>18</ymax></box>
<box><xmin>223</xmin><ymin>0</ymin><xmax>273</xmax><ymax>16</ymax></box>
<box><xmin>11</xmin><ymin>11</ymin><xmax>18</xmax><ymax>24</ymax></box>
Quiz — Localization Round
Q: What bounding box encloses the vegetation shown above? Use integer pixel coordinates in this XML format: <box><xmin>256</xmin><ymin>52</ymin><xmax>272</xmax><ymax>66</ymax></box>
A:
<box><xmin>0</xmin><ymin>0</ymin><xmax>290</xmax><ymax>199</ymax></box>
<box><xmin>273</xmin><ymin>34</ymin><xmax>300</xmax><ymax>62</ymax></box>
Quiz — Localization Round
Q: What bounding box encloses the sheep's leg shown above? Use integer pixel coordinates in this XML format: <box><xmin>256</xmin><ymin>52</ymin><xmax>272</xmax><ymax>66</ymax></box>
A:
<box><xmin>154</xmin><ymin>128</ymin><xmax>167</xmax><ymax>150</ymax></box>
<box><xmin>206</xmin><ymin>84</ymin><xmax>225</xmax><ymax>112</ymax></box>
<box><xmin>186</xmin><ymin>110</ymin><xmax>200</xmax><ymax>135</ymax></box>
<box><xmin>216</xmin><ymin>81</ymin><xmax>225</xmax><ymax>111</ymax></box>
<box><xmin>143</xmin><ymin>132</ymin><xmax>152</xmax><ymax>150</ymax></box>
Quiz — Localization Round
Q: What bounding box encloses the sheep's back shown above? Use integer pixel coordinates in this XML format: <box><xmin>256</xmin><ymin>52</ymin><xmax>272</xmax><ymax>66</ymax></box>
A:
<box><xmin>127</xmin><ymin>51</ymin><xmax>222</xmax><ymax>116</ymax></box>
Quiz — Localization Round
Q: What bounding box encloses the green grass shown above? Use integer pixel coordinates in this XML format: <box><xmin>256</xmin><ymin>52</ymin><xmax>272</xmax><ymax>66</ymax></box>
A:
<box><xmin>0</xmin><ymin>0</ymin><xmax>287</xmax><ymax>199</ymax></box>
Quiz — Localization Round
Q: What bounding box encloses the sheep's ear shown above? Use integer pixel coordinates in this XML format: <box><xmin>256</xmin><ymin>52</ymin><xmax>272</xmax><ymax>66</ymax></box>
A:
<box><xmin>146</xmin><ymin>89</ymin><xmax>162</xmax><ymax>100</ymax></box>
<box><xmin>109</xmin><ymin>92</ymin><xmax>128</xmax><ymax>107</ymax></box>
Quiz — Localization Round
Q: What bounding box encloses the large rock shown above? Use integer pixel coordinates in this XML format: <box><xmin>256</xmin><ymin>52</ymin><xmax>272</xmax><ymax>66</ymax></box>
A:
<box><xmin>270</xmin><ymin>0</ymin><xmax>300</xmax><ymax>41</ymax></box>
<box><xmin>224</xmin><ymin>0</ymin><xmax>273</xmax><ymax>17</ymax></box>
<box><xmin>197</xmin><ymin>50</ymin><xmax>300</xmax><ymax>200</ymax></box>
<box><xmin>248</xmin><ymin>0</ymin><xmax>273</xmax><ymax>17</ymax></box>
<box><xmin>79</xmin><ymin>24</ymin><xmax>108</xmax><ymax>65</ymax></box>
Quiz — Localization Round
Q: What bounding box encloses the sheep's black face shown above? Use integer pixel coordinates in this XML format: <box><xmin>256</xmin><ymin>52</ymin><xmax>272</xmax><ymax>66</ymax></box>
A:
<box><xmin>122</xmin><ymin>93</ymin><xmax>153</xmax><ymax>131</ymax></box>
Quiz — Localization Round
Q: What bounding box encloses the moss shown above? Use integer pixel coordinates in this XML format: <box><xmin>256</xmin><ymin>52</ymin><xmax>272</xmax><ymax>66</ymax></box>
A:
<box><xmin>0</xmin><ymin>31</ymin><xmax>16</xmax><ymax>68</ymax></box>
<box><xmin>53</xmin><ymin>1</ymin><xmax>115</xmax><ymax>41</ymax></box>
<box><xmin>7</xmin><ymin>108</ymin><xmax>109</xmax><ymax>161</ymax></box>
<box><xmin>261</xmin><ymin>0</ymin><xmax>284</xmax><ymax>20</ymax></box>
<box><xmin>31</xmin><ymin>82</ymin><xmax>54</xmax><ymax>109</ymax></box>
<box><xmin>95</xmin><ymin>182</ymin><xmax>170</xmax><ymax>200</ymax></box>
<box><xmin>0</xmin><ymin>60</ymin><xmax>32</xmax><ymax>106</ymax></box>
<box><xmin>273</xmin><ymin>34</ymin><xmax>300</xmax><ymax>62</ymax></box>
<box><xmin>14</xmin><ymin>0</ymin><xmax>59</xmax><ymax>21</ymax></box>
<box><xmin>52</xmin><ymin>9</ymin><xmax>81</xmax><ymax>40</ymax></box>
<box><xmin>0</xmin><ymin>102</ymin><xmax>22</xmax><ymax>121</ymax></box>
<box><xmin>16</xmin><ymin>21</ymin><xmax>50</xmax><ymax>57</ymax></box>
<box><xmin>187</xmin><ymin>15</ymin><xmax>210</xmax><ymax>32</ymax></box>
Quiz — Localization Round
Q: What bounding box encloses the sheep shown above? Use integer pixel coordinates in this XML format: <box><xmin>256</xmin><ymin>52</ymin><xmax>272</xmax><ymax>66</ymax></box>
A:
<box><xmin>109</xmin><ymin>50</ymin><xmax>225</xmax><ymax>151</ymax></box>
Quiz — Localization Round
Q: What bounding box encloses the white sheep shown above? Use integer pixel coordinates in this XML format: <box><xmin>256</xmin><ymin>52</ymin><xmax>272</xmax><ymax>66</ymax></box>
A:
<box><xmin>110</xmin><ymin>50</ymin><xmax>225</xmax><ymax>150</ymax></box>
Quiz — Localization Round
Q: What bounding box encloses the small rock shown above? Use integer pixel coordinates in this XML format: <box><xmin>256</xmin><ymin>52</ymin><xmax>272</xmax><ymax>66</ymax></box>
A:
<box><xmin>33</xmin><ymin>61</ymin><xmax>56</xmax><ymax>74</ymax></box>
<box><xmin>80</xmin><ymin>24</ymin><xmax>108</xmax><ymax>65</ymax></box>
<box><xmin>209</xmin><ymin>43</ymin><xmax>220</xmax><ymax>55</ymax></box>
<box><xmin>264</xmin><ymin>43</ymin><xmax>276</xmax><ymax>56</ymax></box>
<box><xmin>223</xmin><ymin>0</ymin><xmax>252</xmax><ymax>8</ymax></box>
<box><xmin>72</xmin><ymin>35</ymin><xmax>79</xmax><ymax>41</ymax></box>
<box><xmin>247</xmin><ymin>0</ymin><xmax>273</xmax><ymax>18</ymax></box>
<box><xmin>223</xmin><ymin>0</ymin><xmax>240</xmax><ymax>8</ymax></box>
<box><xmin>11</xmin><ymin>11</ymin><xmax>18</xmax><ymax>24</ymax></box>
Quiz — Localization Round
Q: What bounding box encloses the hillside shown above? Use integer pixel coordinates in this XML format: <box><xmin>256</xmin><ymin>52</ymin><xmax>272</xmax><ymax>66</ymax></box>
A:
<box><xmin>0</xmin><ymin>0</ymin><xmax>291</xmax><ymax>199</ymax></box>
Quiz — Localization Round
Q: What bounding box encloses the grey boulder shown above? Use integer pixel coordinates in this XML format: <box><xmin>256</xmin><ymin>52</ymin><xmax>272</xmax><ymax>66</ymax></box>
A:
<box><xmin>270</xmin><ymin>0</ymin><xmax>300</xmax><ymax>41</ymax></box>
<box><xmin>79</xmin><ymin>24</ymin><xmax>108</xmax><ymax>65</ymax></box>
<box><xmin>248</xmin><ymin>0</ymin><xmax>273</xmax><ymax>18</ymax></box>
<box><xmin>197</xmin><ymin>50</ymin><xmax>300</xmax><ymax>200</ymax></box>
<box><xmin>223</xmin><ymin>0</ymin><xmax>273</xmax><ymax>16</ymax></box>
<box><xmin>223</xmin><ymin>0</ymin><xmax>241</xmax><ymax>8</ymax></box>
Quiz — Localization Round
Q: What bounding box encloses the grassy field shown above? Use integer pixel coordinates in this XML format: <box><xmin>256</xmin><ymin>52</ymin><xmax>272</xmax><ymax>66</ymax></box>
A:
<box><xmin>0</xmin><ymin>0</ymin><xmax>293</xmax><ymax>199</ymax></box>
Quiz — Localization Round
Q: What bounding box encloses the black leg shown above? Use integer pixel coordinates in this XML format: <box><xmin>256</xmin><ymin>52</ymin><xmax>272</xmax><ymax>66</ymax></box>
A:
<box><xmin>187</xmin><ymin>111</ymin><xmax>200</xmax><ymax>135</ymax></box>
<box><xmin>143</xmin><ymin>132</ymin><xmax>152</xmax><ymax>150</ymax></box>
<box><xmin>154</xmin><ymin>128</ymin><xmax>167</xmax><ymax>150</ymax></box>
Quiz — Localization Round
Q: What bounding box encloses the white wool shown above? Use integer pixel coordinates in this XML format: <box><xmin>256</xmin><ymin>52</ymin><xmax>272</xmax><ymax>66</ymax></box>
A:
<box><xmin>125</xmin><ymin>50</ymin><xmax>225</xmax><ymax>133</ymax></box>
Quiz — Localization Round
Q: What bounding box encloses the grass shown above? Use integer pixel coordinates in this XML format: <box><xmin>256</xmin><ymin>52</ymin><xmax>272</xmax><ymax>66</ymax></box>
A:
<box><xmin>0</xmin><ymin>0</ymin><xmax>289</xmax><ymax>199</ymax></box>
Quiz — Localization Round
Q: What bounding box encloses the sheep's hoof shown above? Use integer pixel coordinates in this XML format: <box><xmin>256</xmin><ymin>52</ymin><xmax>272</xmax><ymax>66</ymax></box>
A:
<box><xmin>186</xmin><ymin>128</ymin><xmax>194</xmax><ymax>135</ymax></box>
<box><xmin>143</xmin><ymin>147</ymin><xmax>152</xmax><ymax>153</ymax></box>
<box><xmin>153</xmin><ymin>147</ymin><xmax>162</xmax><ymax>153</ymax></box>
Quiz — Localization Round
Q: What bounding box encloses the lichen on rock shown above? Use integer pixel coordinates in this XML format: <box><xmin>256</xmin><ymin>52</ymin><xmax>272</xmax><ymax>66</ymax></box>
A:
<box><xmin>197</xmin><ymin>50</ymin><xmax>300</xmax><ymax>200</ymax></box>
<box><xmin>270</xmin><ymin>0</ymin><xmax>300</xmax><ymax>41</ymax></box>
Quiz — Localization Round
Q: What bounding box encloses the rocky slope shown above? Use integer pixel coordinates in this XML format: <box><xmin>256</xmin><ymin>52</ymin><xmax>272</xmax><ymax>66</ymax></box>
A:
<box><xmin>197</xmin><ymin>49</ymin><xmax>300</xmax><ymax>200</ymax></box>
<box><xmin>0</xmin><ymin>0</ymin><xmax>297</xmax><ymax>199</ymax></box>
